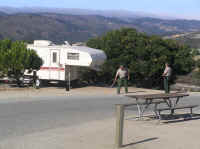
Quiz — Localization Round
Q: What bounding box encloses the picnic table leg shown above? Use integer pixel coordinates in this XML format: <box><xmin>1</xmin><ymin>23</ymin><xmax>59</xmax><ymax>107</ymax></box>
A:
<box><xmin>135</xmin><ymin>98</ymin><xmax>143</xmax><ymax>119</ymax></box>
<box><xmin>168</xmin><ymin>97</ymin><xmax>180</xmax><ymax>115</ymax></box>
<box><xmin>157</xmin><ymin>110</ymin><xmax>162</xmax><ymax>122</ymax></box>
<box><xmin>164</xmin><ymin>98</ymin><xmax>175</xmax><ymax>115</ymax></box>
<box><xmin>175</xmin><ymin>97</ymin><xmax>180</xmax><ymax>106</ymax></box>
<box><xmin>154</xmin><ymin>103</ymin><xmax>159</xmax><ymax>119</ymax></box>
<box><xmin>135</xmin><ymin>99</ymin><xmax>152</xmax><ymax>119</ymax></box>
<box><xmin>169</xmin><ymin>100</ymin><xmax>175</xmax><ymax>115</ymax></box>
<box><xmin>140</xmin><ymin>100</ymin><xmax>152</xmax><ymax>116</ymax></box>
<box><xmin>164</xmin><ymin>98</ymin><xmax>171</xmax><ymax>107</ymax></box>
<box><xmin>190</xmin><ymin>107</ymin><xmax>194</xmax><ymax>117</ymax></box>
<box><xmin>136</xmin><ymin>103</ymin><xmax>142</xmax><ymax>119</ymax></box>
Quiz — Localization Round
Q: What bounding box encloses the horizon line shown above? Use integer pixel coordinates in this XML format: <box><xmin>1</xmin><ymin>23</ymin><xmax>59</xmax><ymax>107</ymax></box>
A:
<box><xmin>0</xmin><ymin>6</ymin><xmax>199</xmax><ymax>21</ymax></box>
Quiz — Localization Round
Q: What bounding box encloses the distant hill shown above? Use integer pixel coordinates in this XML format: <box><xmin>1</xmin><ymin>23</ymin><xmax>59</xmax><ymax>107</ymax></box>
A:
<box><xmin>0</xmin><ymin>11</ymin><xmax>7</xmax><ymax>16</ymax></box>
<box><xmin>130</xmin><ymin>17</ymin><xmax>200</xmax><ymax>34</ymax></box>
<box><xmin>1</xmin><ymin>13</ymin><xmax>200</xmax><ymax>43</ymax></box>
<box><xmin>165</xmin><ymin>32</ymin><xmax>200</xmax><ymax>49</ymax></box>
<box><xmin>0</xmin><ymin>7</ymin><xmax>180</xmax><ymax>19</ymax></box>
<box><xmin>0</xmin><ymin>14</ymin><xmax>133</xmax><ymax>43</ymax></box>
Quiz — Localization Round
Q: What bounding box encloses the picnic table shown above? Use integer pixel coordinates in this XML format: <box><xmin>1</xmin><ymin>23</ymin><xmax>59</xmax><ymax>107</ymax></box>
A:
<box><xmin>125</xmin><ymin>93</ymin><xmax>193</xmax><ymax>119</ymax></box>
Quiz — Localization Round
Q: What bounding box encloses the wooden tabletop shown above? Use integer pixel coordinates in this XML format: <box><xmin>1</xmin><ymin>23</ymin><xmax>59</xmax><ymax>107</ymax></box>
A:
<box><xmin>126</xmin><ymin>93</ymin><xmax>189</xmax><ymax>100</ymax></box>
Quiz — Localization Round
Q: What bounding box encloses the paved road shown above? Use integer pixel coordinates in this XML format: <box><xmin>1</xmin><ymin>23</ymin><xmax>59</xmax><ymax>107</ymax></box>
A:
<box><xmin>0</xmin><ymin>93</ymin><xmax>199</xmax><ymax>142</ymax></box>
<box><xmin>0</xmin><ymin>94</ymin><xmax>133</xmax><ymax>141</ymax></box>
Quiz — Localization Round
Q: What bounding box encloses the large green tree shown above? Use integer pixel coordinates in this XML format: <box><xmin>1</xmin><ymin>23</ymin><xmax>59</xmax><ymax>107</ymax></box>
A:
<box><xmin>86</xmin><ymin>28</ymin><xmax>197</xmax><ymax>88</ymax></box>
<box><xmin>0</xmin><ymin>39</ymin><xmax>43</xmax><ymax>80</ymax></box>
<box><xmin>0</xmin><ymin>39</ymin><xmax>12</xmax><ymax>75</ymax></box>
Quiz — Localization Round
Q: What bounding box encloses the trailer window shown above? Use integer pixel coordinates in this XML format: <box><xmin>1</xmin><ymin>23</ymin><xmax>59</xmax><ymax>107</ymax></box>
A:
<box><xmin>67</xmin><ymin>53</ymin><xmax>79</xmax><ymax>60</ymax></box>
<box><xmin>52</xmin><ymin>52</ymin><xmax>57</xmax><ymax>63</ymax></box>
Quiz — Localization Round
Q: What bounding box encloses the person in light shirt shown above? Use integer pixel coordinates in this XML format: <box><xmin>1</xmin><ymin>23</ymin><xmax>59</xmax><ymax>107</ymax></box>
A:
<box><xmin>162</xmin><ymin>63</ymin><xmax>172</xmax><ymax>93</ymax></box>
<box><xmin>114</xmin><ymin>65</ymin><xmax>130</xmax><ymax>94</ymax></box>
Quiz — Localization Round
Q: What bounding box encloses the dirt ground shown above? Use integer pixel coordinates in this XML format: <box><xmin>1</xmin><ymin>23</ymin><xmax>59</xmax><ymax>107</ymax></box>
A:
<box><xmin>1</xmin><ymin>114</ymin><xmax>200</xmax><ymax>149</ymax></box>
<box><xmin>0</xmin><ymin>86</ymin><xmax>200</xmax><ymax>149</ymax></box>
<box><xmin>0</xmin><ymin>85</ymin><xmax>163</xmax><ymax>97</ymax></box>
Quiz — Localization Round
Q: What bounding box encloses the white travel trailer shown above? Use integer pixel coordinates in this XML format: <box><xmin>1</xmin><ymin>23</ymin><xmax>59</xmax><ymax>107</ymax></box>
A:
<box><xmin>25</xmin><ymin>40</ymin><xmax>106</xmax><ymax>85</ymax></box>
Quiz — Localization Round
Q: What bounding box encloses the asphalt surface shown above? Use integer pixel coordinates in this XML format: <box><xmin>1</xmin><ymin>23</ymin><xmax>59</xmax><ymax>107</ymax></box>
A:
<box><xmin>0</xmin><ymin>94</ymin><xmax>133</xmax><ymax>141</ymax></box>
<box><xmin>0</xmin><ymin>93</ymin><xmax>199</xmax><ymax>142</ymax></box>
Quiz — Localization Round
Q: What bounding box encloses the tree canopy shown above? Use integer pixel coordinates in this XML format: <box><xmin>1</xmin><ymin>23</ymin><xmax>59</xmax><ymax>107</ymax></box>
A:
<box><xmin>86</xmin><ymin>28</ymin><xmax>197</xmax><ymax>88</ymax></box>
<box><xmin>0</xmin><ymin>39</ymin><xmax>43</xmax><ymax>79</ymax></box>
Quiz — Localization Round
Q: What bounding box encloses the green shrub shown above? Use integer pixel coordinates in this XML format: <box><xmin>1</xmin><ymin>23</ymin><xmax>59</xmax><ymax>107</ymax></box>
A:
<box><xmin>86</xmin><ymin>28</ymin><xmax>197</xmax><ymax>88</ymax></box>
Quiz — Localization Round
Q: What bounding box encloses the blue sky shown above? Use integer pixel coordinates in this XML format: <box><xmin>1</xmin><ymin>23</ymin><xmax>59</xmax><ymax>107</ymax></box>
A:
<box><xmin>1</xmin><ymin>0</ymin><xmax>200</xmax><ymax>19</ymax></box>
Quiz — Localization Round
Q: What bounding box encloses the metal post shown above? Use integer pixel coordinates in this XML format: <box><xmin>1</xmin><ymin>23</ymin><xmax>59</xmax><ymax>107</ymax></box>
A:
<box><xmin>65</xmin><ymin>80</ymin><xmax>69</xmax><ymax>91</ymax></box>
<box><xmin>68</xmin><ymin>66</ymin><xmax>70</xmax><ymax>91</ymax></box>
<box><xmin>115</xmin><ymin>104</ymin><xmax>124</xmax><ymax>148</ymax></box>
<box><xmin>65</xmin><ymin>65</ymin><xmax>70</xmax><ymax>91</ymax></box>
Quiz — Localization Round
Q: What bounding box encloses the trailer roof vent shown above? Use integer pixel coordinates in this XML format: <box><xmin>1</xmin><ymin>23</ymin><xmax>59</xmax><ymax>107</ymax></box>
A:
<box><xmin>33</xmin><ymin>40</ymin><xmax>53</xmax><ymax>46</ymax></box>
<box><xmin>64</xmin><ymin>41</ymin><xmax>71</xmax><ymax>46</ymax></box>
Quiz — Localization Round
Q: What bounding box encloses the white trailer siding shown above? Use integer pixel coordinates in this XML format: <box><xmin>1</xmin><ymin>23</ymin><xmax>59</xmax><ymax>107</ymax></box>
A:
<box><xmin>26</xmin><ymin>40</ymin><xmax>106</xmax><ymax>82</ymax></box>
<box><xmin>65</xmin><ymin>48</ymin><xmax>92</xmax><ymax>67</ymax></box>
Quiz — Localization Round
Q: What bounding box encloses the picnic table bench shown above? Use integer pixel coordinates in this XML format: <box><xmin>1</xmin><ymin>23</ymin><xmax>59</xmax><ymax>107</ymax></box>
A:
<box><xmin>156</xmin><ymin>104</ymin><xmax>198</xmax><ymax>120</ymax></box>
<box><xmin>125</xmin><ymin>93</ymin><xmax>198</xmax><ymax>120</ymax></box>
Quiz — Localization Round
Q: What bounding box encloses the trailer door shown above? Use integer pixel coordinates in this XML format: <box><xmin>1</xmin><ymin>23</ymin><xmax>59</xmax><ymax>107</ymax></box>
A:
<box><xmin>50</xmin><ymin>50</ymin><xmax>60</xmax><ymax>80</ymax></box>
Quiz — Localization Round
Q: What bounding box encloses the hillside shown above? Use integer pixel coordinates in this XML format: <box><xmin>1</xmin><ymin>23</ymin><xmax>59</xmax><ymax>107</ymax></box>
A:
<box><xmin>130</xmin><ymin>18</ymin><xmax>200</xmax><ymax>36</ymax></box>
<box><xmin>165</xmin><ymin>32</ymin><xmax>200</xmax><ymax>49</ymax></box>
<box><xmin>0</xmin><ymin>7</ymin><xmax>180</xmax><ymax>19</ymax></box>
<box><xmin>0</xmin><ymin>14</ymin><xmax>133</xmax><ymax>43</ymax></box>
<box><xmin>0</xmin><ymin>11</ymin><xmax>7</xmax><ymax>16</ymax></box>
<box><xmin>0</xmin><ymin>13</ymin><xmax>200</xmax><ymax>43</ymax></box>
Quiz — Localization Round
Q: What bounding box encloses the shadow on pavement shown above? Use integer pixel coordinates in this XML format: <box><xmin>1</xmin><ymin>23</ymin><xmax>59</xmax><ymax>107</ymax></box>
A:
<box><xmin>126</xmin><ymin>90</ymin><xmax>147</xmax><ymax>94</ymax></box>
<box><xmin>161</xmin><ymin>113</ymin><xmax>200</xmax><ymax>124</ymax></box>
<box><xmin>122</xmin><ymin>137</ymin><xmax>158</xmax><ymax>147</ymax></box>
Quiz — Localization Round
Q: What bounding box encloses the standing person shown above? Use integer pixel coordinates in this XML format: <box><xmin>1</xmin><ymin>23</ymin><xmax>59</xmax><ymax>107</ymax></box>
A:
<box><xmin>162</xmin><ymin>63</ymin><xmax>172</xmax><ymax>93</ymax></box>
<box><xmin>33</xmin><ymin>71</ymin><xmax>37</xmax><ymax>86</ymax></box>
<box><xmin>114</xmin><ymin>65</ymin><xmax>130</xmax><ymax>94</ymax></box>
